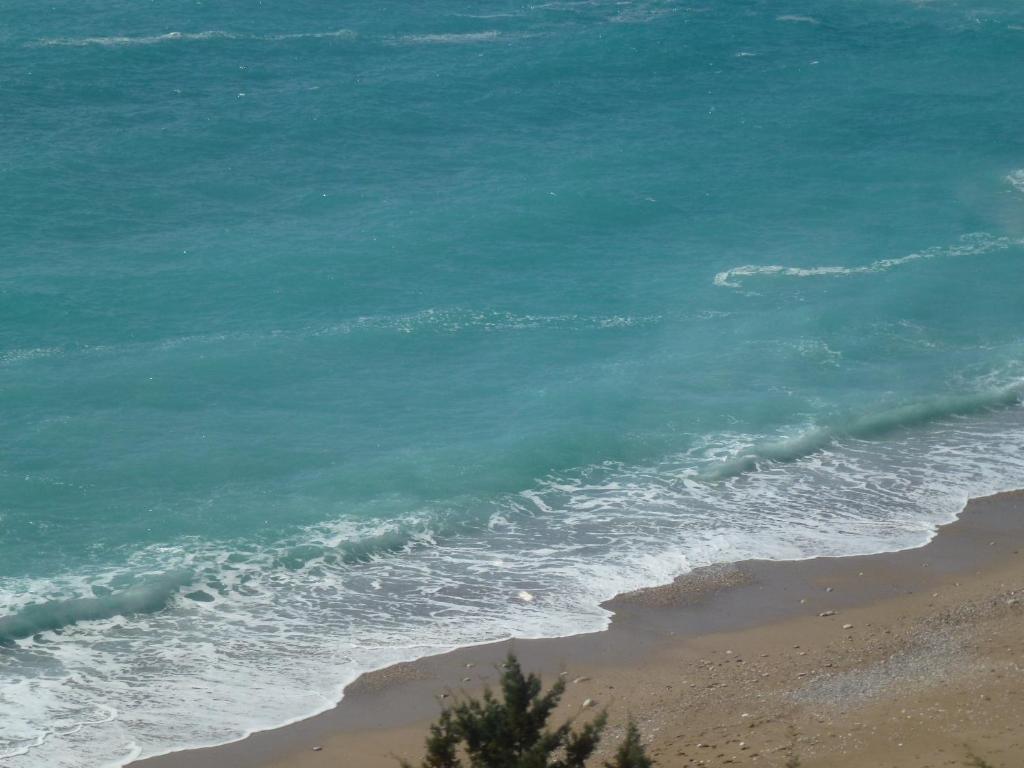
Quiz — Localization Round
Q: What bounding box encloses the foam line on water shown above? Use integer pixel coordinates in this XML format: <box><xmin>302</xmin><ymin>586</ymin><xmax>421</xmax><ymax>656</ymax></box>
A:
<box><xmin>29</xmin><ymin>29</ymin><xmax>357</xmax><ymax>47</ymax></box>
<box><xmin>713</xmin><ymin>232</ymin><xmax>1023</xmax><ymax>288</ymax></box>
<box><xmin>0</xmin><ymin>309</ymin><xmax>661</xmax><ymax>369</ymax></box>
<box><xmin>776</xmin><ymin>14</ymin><xmax>821</xmax><ymax>25</ymax></box>
<box><xmin>31</xmin><ymin>31</ymin><xmax>240</xmax><ymax>47</ymax></box>
<box><xmin>387</xmin><ymin>31</ymin><xmax>502</xmax><ymax>45</ymax></box>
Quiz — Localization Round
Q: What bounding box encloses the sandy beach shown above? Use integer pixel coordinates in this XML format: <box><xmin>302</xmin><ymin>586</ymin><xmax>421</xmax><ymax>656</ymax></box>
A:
<box><xmin>135</xmin><ymin>490</ymin><xmax>1024</xmax><ymax>768</ymax></box>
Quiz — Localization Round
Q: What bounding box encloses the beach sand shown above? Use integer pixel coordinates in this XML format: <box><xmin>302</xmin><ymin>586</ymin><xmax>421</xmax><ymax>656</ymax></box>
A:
<box><xmin>135</xmin><ymin>490</ymin><xmax>1024</xmax><ymax>768</ymax></box>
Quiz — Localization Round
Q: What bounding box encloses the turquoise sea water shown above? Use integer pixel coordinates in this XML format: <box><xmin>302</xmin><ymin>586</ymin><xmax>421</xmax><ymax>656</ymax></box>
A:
<box><xmin>3</xmin><ymin>1</ymin><xmax>1024</xmax><ymax>765</ymax></box>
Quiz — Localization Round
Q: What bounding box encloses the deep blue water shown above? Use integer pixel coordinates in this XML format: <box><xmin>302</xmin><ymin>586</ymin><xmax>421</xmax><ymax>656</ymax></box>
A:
<box><xmin>2</xmin><ymin>1</ymin><xmax>1024</xmax><ymax>765</ymax></box>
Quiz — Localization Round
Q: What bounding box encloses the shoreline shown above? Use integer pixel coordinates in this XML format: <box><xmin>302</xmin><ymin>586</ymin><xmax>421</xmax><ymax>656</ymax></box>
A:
<box><xmin>134</xmin><ymin>489</ymin><xmax>1024</xmax><ymax>768</ymax></box>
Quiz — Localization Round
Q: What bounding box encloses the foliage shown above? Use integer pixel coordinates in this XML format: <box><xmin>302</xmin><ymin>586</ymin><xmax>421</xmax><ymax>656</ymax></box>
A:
<box><xmin>603</xmin><ymin>720</ymin><xmax>652</xmax><ymax>768</ymax></box>
<box><xmin>403</xmin><ymin>654</ymin><xmax>654</xmax><ymax>768</ymax></box>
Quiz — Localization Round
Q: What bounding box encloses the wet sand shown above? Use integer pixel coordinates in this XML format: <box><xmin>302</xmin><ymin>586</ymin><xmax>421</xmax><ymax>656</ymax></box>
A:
<box><xmin>135</xmin><ymin>490</ymin><xmax>1024</xmax><ymax>768</ymax></box>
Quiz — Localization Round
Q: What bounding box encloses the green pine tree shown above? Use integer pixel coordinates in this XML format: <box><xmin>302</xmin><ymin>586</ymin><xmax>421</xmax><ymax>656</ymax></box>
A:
<box><xmin>604</xmin><ymin>720</ymin><xmax>652</xmax><ymax>768</ymax></box>
<box><xmin>401</xmin><ymin>654</ymin><xmax>610</xmax><ymax>768</ymax></box>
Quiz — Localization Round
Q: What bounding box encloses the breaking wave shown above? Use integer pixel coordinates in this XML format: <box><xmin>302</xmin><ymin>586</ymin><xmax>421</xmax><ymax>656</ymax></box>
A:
<box><xmin>0</xmin><ymin>571</ymin><xmax>193</xmax><ymax>644</ymax></box>
<box><xmin>700</xmin><ymin>383</ymin><xmax>1024</xmax><ymax>480</ymax></box>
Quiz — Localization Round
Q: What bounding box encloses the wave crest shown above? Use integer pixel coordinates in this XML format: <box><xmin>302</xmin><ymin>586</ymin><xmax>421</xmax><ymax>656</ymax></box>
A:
<box><xmin>700</xmin><ymin>383</ymin><xmax>1024</xmax><ymax>480</ymax></box>
<box><xmin>0</xmin><ymin>571</ymin><xmax>193</xmax><ymax>644</ymax></box>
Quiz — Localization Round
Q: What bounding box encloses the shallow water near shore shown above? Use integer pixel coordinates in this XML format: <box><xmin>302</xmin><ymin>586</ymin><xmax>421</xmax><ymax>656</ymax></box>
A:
<box><xmin>3</xmin><ymin>0</ymin><xmax>1024</xmax><ymax>765</ymax></box>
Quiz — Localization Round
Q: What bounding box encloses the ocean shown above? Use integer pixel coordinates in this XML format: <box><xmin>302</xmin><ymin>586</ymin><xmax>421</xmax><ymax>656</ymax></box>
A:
<box><xmin>2</xmin><ymin>0</ymin><xmax>1024</xmax><ymax>765</ymax></box>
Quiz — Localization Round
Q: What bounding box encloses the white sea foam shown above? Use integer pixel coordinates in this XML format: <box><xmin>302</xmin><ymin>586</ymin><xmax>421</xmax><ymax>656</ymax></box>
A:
<box><xmin>609</xmin><ymin>6</ymin><xmax>679</xmax><ymax>24</ymax></box>
<box><xmin>776</xmin><ymin>14</ymin><xmax>821</xmax><ymax>25</ymax></box>
<box><xmin>263</xmin><ymin>29</ymin><xmax>357</xmax><ymax>41</ymax></box>
<box><xmin>713</xmin><ymin>232</ymin><xmax>1023</xmax><ymax>288</ymax></box>
<box><xmin>4</xmin><ymin>400</ymin><xmax>1024</xmax><ymax>768</ymax></box>
<box><xmin>390</xmin><ymin>31</ymin><xmax>502</xmax><ymax>45</ymax></box>
<box><xmin>312</xmin><ymin>308</ymin><xmax>662</xmax><ymax>335</ymax></box>
<box><xmin>31</xmin><ymin>29</ymin><xmax>356</xmax><ymax>48</ymax></box>
<box><xmin>452</xmin><ymin>12</ymin><xmax>523</xmax><ymax>19</ymax></box>
<box><xmin>0</xmin><ymin>347</ymin><xmax>62</xmax><ymax>366</ymax></box>
<box><xmin>1007</xmin><ymin>169</ymin><xmax>1024</xmax><ymax>193</ymax></box>
<box><xmin>33</xmin><ymin>31</ymin><xmax>239</xmax><ymax>47</ymax></box>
